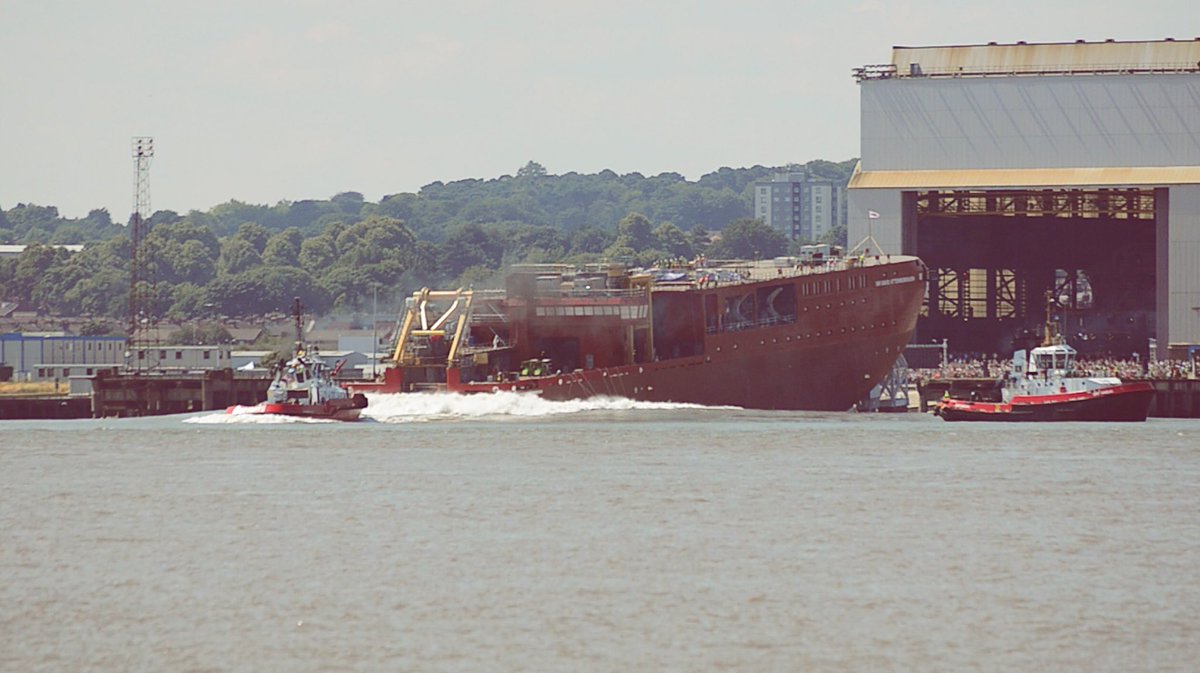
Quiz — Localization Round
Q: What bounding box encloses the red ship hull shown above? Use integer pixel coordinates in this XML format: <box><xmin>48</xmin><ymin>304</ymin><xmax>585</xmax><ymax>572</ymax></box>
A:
<box><xmin>227</xmin><ymin>394</ymin><xmax>368</xmax><ymax>422</ymax></box>
<box><xmin>938</xmin><ymin>382</ymin><xmax>1154</xmax><ymax>422</ymax></box>
<box><xmin>354</xmin><ymin>256</ymin><xmax>926</xmax><ymax>411</ymax></box>
<box><xmin>446</xmin><ymin>330</ymin><xmax>914</xmax><ymax>411</ymax></box>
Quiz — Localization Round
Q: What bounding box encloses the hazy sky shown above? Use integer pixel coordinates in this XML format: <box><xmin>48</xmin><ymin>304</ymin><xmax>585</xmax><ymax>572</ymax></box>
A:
<box><xmin>1</xmin><ymin>0</ymin><xmax>1193</xmax><ymax>219</ymax></box>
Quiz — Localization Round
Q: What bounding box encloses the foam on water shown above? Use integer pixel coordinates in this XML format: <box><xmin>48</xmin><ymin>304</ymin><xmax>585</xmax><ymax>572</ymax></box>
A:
<box><xmin>185</xmin><ymin>405</ymin><xmax>340</xmax><ymax>424</ymax></box>
<box><xmin>182</xmin><ymin>392</ymin><xmax>720</xmax><ymax>425</ymax></box>
<box><xmin>362</xmin><ymin>391</ymin><xmax>720</xmax><ymax>422</ymax></box>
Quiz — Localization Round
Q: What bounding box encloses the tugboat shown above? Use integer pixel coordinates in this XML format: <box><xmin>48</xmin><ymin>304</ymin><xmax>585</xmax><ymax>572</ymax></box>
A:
<box><xmin>938</xmin><ymin>299</ymin><xmax>1154</xmax><ymax>422</ymax></box>
<box><xmin>227</xmin><ymin>298</ymin><xmax>368</xmax><ymax>421</ymax></box>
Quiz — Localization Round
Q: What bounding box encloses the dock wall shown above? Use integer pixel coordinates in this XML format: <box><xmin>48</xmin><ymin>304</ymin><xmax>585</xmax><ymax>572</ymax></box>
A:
<box><xmin>91</xmin><ymin>369</ymin><xmax>270</xmax><ymax>418</ymax></box>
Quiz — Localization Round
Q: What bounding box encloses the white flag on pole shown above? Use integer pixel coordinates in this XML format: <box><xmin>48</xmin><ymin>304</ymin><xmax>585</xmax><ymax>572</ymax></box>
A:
<box><xmin>867</xmin><ymin>210</ymin><xmax>881</xmax><ymax>219</ymax></box>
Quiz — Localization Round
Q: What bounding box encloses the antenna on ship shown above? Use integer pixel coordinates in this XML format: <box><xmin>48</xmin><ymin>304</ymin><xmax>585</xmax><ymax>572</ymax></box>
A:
<box><xmin>849</xmin><ymin>208</ymin><xmax>888</xmax><ymax>259</ymax></box>
<box><xmin>1042</xmin><ymin>290</ymin><xmax>1061</xmax><ymax>346</ymax></box>
<box><xmin>848</xmin><ymin>234</ymin><xmax>886</xmax><ymax>258</ymax></box>
<box><xmin>292</xmin><ymin>297</ymin><xmax>305</xmax><ymax>355</ymax></box>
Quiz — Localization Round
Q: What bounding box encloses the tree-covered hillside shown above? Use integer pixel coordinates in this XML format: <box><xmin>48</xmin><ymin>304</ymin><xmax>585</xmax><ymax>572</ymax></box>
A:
<box><xmin>0</xmin><ymin>159</ymin><xmax>856</xmax><ymax>321</ymax></box>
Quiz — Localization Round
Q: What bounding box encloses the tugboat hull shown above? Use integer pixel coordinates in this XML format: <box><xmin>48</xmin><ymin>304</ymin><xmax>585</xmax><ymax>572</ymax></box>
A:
<box><xmin>939</xmin><ymin>382</ymin><xmax>1154</xmax><ymax>422</ymax></box>
<box><xmin>229</xmin><ymin>393</ymin><xmax>368</xmax><ymax>422</ymax></box>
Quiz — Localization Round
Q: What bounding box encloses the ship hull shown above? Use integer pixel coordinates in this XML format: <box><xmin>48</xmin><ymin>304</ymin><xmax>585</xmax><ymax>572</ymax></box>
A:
<box><xmin>227</xmin><ymin>394</ymin><xmax>368</xmax><ymax>422</ymax></box>
<box><xmin>938</xmin><ymin>382</ymin><xmax>1154</xmax><ymax>422</ymax></box>
<box><xmin>453</xmin><ymin>324</ymin><xmax>915</xmax><ymax>411</ymax></box>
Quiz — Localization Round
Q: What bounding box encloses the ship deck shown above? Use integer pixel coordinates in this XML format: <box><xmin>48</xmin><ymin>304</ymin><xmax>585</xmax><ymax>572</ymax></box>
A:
<box><xmin>650</xmin><ymin>254</ymin><xmax>918</xmax><ymax>291</ymax></box>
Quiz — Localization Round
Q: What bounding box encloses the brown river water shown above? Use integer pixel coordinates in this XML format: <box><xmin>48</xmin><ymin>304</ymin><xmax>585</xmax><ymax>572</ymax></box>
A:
<box><xmin>2</xmin><ymin>392</ymin><xmax>1198</xmax><ymax>672</ymax></box>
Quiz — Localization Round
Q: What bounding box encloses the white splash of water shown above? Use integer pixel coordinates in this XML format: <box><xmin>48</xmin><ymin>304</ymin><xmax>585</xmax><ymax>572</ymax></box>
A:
<box><xmin>183</xmin><ymin>392</ymin><xmax>724</xmax><ymax>424</ymax></box>
<box><xmin>362</xmin><ymin>391</ymin><xmax>714</xmax><ymax>423</ymax></box>
<box><xmin>184</xmin><ymin>406</ymin><xmax>338</xmax><ymax>424</ymax></box>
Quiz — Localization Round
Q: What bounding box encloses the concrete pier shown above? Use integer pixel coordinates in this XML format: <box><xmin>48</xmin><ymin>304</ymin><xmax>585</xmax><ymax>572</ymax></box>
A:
<box><xmin>90</xmin><ymin>369</ymin><xmax>271</xmax><ymax>418</ymax></box>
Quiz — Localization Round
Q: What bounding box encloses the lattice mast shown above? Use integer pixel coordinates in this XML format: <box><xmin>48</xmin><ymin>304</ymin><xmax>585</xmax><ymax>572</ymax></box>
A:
<box><xmin>128</xmin><ymin>136</ymin><xmax>157</xmax><ymax>371</ymax></box>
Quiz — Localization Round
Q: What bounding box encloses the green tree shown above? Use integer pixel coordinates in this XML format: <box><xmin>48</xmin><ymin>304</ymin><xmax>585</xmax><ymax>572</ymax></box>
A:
<box><xmin>166</xmin><ymin>283</ymin><xmax>212</xmax><ymax>320</ymax></box>
<box><xmin>218</xmin><ymin>238</ymin><xmax>262</xmax><ymax>275</ymax></box>
<box><xmin>438</xmin><ymin>222</ymin><xmax>502</xmax><ymax>277</ymax></box>
<box><xmin>689</xmin><ymin>225</ymin><xmax>712</xmax><ymax>255</ymax></box>
<box><xmin>377</xmin><ymin>193</ymin><xmax>416</xmax><ymax>222</ymax></box>
<box><xmin>299</xmin><ymin>234</ymin><xmax>338</xmax><ymax>273</ymax></box>
<box><xmin>709</xmin><ymin>218</ymin><xmax>788</xmax><ymax>260</ymax></box>
<box><xmin>516</xmin><ymin>161</ymin><xmax>548</xmax><ymax>178</ymax></box>
<box><xmin>207</xmin><ymin>266</ymin><xmax>329</xmax><ymax>316</ymax></box>
<box><xmin>497</xmin><ymin>223</ymin><xmax>566</xmax><ymax>263</ymax></box>
<box><xmin>172</xmin><ymin>240</ymin><xmax>218</xmax><ymax>285</ymax></box>
<box><xmin>609</xmin><ymin>212</ymin><xmax>656</xmax><ymax>253</ymax></box>
<box><xmin>10</xmin><ymin>244</ymin><xmax>67</xmax><ymax>307</ymax></box>
<box><xmin>233</xmin><ymin>221</ymin><xmax>271</xmax><ymax>253</ymax></box>
<box><xmin>78</xmin><ymin>319</ymin><xmax>122</xmax><ymax>336</ymax></box>
<box><xmin>653</xmin><ymin>222</ymin><xmax>693</xmax><ymax>258</ymax></box>
<box><xmin>569</xmin><ymin>225</ymin><xmax>613</xmax><ymax>255</ymax></box>
<box><xmin>262</xmin><ymin>230</ymin><xmax>301</xmax><ymax>267</ymax></box>
<box><xmin>331</xmin><ymin>191</ymin><xmax>366</xmax><ymax>217</ymax></box>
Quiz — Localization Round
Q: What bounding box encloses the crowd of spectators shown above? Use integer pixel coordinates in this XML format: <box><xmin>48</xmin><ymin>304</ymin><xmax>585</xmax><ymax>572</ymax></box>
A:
<box><xmin>911</xmin><ymin>354</ymin><xmax>1197</xmax><ymax>384</ymax></box>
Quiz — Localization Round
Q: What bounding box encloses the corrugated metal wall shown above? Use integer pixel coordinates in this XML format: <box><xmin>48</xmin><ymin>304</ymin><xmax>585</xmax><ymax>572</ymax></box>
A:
<box><xmin>860</xmin><ymin>75</ymin><xmax>1200</xmax><ymax>171</ymax></box>
<box><xmin>1168</xmin><ymin>185</ymin><xmax>1200</xmax><ymax>343</ymax></box>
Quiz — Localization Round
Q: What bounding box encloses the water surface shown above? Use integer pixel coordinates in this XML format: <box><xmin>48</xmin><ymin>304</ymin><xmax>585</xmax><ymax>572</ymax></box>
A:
<box><xmin>3</xmin><ymin>394</ymin><xmax>1197</xmax><ymax>672</ymax></box>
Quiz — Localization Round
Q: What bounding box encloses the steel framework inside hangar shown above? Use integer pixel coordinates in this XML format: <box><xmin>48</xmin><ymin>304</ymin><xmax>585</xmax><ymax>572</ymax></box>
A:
<box><xmin>907</xmin><ymin>188</ymin><xmax>1157</xmax><ymax>355</ymax></box>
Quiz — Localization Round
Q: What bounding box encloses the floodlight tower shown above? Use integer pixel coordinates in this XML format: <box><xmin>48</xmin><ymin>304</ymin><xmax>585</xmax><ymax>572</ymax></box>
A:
<box><xmin>128</xmin><ymin>136</ymin><xmax>156</xmax><ymax>371</ymax></box>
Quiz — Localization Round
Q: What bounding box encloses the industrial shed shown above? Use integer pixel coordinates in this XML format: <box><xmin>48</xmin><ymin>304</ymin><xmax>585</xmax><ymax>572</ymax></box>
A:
<box><xmin>848</xmin><ymin>39</ymin><xmax>1200</xmax><ymax>357</ymax></box>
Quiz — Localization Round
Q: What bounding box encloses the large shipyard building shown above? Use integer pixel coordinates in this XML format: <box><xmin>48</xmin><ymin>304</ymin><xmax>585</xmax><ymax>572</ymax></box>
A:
<box><xmin>848</xmin><ymin>39</ymin><xmax>1200</xmax><ymax>357</ymax></box>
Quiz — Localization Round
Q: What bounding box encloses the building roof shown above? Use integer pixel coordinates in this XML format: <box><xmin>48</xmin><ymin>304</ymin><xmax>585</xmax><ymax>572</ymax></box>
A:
<box><xmin>849</xmin><ymin>165</ymin><xmax>1200</xmax><ymax>190</ymax></box>
<box><xmin>856</xmin><ymin>38</ymin><xmax>1200</xmax><ymax>80</ymax></box>
<box><xmin>226</xmin><ymin>327</ymin><xmax>264</xmax><ymax>344</ymax></box>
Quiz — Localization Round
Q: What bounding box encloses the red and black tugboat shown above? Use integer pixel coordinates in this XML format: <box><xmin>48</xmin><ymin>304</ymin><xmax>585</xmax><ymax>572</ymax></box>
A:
<box><xmin>351</xmin><ymin>252</ymin><xmax>927</xmax><ymax>411</ymax></box>
<box><xmin>228</xmin><ymin>298</ymin><xmax>368</xmax><ymax>421</ymax></box>
<box><xmin>938</xmin><ymin>300</ymin><xmax>1154</xmax><ymax>422</ymax></box>
<box><xmin>937</xmin><ymin>343</ymin><xmax>1154</xmax><ymax>422</ymax></box>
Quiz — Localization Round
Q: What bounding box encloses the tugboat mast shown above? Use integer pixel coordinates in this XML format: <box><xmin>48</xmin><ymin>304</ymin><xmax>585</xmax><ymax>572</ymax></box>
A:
<box><xmin>1042</xmin><ymin>291</ymin><xmax>1060</xmax><ymax>347</ymax></box>
<box><xmin>292</xmin><ymin>297</ymin><xmax>305</xmax><ymax>355</ymax></box>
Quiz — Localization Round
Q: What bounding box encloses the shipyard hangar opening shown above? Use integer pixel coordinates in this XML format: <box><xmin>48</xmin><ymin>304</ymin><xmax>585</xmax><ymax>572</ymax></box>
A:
<box><xmin>908</xmin><ymin>187</ymin><xmax>1157</xmax><ymax>357</ymax></box>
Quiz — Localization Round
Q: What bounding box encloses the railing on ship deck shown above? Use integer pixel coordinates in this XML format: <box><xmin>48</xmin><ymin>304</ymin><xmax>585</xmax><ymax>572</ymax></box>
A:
<box><xmin>706</xmin><ymin>314</ymin><xmax>798</xmax><ymax>335</ymax></box>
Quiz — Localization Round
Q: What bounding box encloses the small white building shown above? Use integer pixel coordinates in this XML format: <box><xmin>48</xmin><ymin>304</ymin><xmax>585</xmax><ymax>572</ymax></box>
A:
<box><xmin>128</xmin><ymin>345</ymin><xmax>233</xmax><ymax>371</ymax></box>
